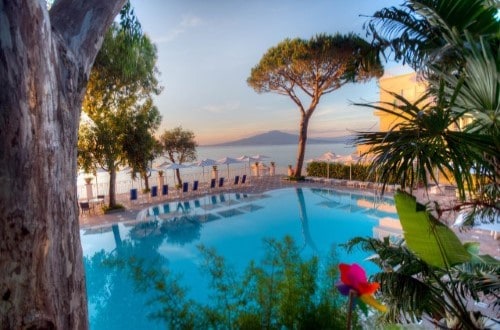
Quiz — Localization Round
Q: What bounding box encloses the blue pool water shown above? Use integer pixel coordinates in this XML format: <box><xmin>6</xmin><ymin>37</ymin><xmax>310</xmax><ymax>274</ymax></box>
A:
<box><xmin>82</xmin><ymin>187</ymin><xmax>398</xmax><ymax>330</ymax></box>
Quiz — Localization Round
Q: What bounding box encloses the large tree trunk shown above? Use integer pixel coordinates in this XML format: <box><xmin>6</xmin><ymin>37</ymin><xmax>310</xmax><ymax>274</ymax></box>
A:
<box><xmin>109</xmin><ymin>167</ymin><xmax>117</xmax><ymax>207</ymax></box>
<box><xmin>175</xmin><ymin>168</ymin><xmax>182</xmax><ymax>186</ymax></box>
<box><xmin>0</xmin><ymin>1</ymin><xmax>125</xmax><ymax>329</ymax></box>
<box><xmin>294</xmin><ymin>114</ymin><xmax>310</xmax><ymax>178</ymax></box>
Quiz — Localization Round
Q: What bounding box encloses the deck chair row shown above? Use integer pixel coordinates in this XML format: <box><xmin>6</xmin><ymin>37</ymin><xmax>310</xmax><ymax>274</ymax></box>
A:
<box><xmin>130</xmin><ymin>174</ymin><xmax>248</xmax><ymax>201</ymax></box>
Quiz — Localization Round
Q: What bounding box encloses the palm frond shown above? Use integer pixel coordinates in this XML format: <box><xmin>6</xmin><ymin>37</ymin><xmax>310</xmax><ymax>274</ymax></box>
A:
<box><xmin>354</xmin><ymin>83</ymin><xmax>495</xmax><ymax>198</ymax></box>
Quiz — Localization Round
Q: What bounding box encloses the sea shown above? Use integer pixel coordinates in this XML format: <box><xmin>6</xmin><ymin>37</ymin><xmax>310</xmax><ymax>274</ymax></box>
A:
<box><xmin>77</xmin><ymin>143</ymin><xmax>356</xmax><ymax>197</ymax></box>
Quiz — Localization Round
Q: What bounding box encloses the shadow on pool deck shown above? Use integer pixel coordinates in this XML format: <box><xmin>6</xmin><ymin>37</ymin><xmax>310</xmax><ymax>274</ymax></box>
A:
<box><xmin>79</xmin><ymin>175</ymin><xmax>499</xmax><ymax>258</ymax></box>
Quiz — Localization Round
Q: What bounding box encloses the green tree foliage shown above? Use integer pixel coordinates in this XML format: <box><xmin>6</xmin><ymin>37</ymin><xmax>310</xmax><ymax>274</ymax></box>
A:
<box><xmin>247</xmin><ymin>33</ymin><xmax>383</xmax><ymax>179</ymax></box>
<box><xmin>158</xmin><ymin>127</ymin><xmax>198</xmax><ymax>186</ymax></box>
<box><xmin>78</xmin><ymin>2</ymin><xmax>161</xmax><ymax>207</ymax></box>
<box><xmin>122</xmin><ymin>99</ymin><xmax>162</xmax><ymax>192</ymax></box>
<box><xmin>307</xmin><ymin>161</ymin><xmax>377</xmax><ymax>182</ymax></box>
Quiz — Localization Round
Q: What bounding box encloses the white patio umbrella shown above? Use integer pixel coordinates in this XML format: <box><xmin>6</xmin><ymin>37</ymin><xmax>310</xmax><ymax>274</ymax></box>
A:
<box><xmin>250</xmin><ymin>154</ymin><xmax>270</xmax><ymax>162</ymax></box>
<box><xmin>194</xmin><ymin>158</ymin><xmax>218</xmax><ymax>181</ymax></box>
<box><xmin>236</xmin><ymin>155</ymin><xmax>253</xmax><ymax>174</ymax></box>
<box><xmin>217</xmin><ymin>157</ymin><xmax>243</xmax><ymax>178</ymax></box>
<box><xmin>338</xmin><ymin>154</ymin><xmax>360</xmax><ymax>181</ymax></box>
<box><xmin>314</xmin><ymin>151</ymin><xmax>341</xmax><ymax>179</ymax></box>
<box><xmin>160</xmin><ymin>162</ymin><xmax>192</xmax><ymax>186</ymax></box>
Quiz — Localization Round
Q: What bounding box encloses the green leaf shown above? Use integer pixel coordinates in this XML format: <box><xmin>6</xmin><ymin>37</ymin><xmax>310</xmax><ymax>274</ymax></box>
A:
<box><xmin>394</xmin><ymin>192</ymin><xmax>471</xmax><ymax>268</ymax></box>
<box><xmin>463</xmin><ymin>242</ymin><xmax>500</xmax><ymax>265</ymax></box>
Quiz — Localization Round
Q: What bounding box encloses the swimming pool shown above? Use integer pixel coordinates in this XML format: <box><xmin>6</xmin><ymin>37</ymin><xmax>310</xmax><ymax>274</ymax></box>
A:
<box><xmin>82</xmin><ymin>187</ymin><xmax>398</xmax><ymax>330</ymax></box>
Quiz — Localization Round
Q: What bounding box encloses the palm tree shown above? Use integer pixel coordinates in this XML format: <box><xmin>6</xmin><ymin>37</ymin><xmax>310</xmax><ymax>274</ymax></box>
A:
<box><xmin>354</xmin><ymin>83</ymin><xmax>496</xmax><ymax>199</ymax></box>
<box><xmin>358</xmin><ymin>0</ymin><xmax>499</xmax><ymax>214</ymax></box>
<box><xmin>365</xmin><ymin>0</ymin><xmax>499</xmax><ymax>74</ymax></box>
<box><xmin>348</xmin><ymin>1</ymin><xmax>500</xmax><ymax>326</ymax></box>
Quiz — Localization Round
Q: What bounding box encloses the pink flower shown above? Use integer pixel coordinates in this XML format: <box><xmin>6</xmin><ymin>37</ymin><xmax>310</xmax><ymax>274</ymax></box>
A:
<box><xmin>336</xmin><ymin>263</ymin><xmax>387</xmax><ymax>312</ymax></box>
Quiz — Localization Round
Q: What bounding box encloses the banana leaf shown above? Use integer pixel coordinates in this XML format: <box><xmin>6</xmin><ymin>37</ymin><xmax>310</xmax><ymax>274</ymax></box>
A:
<box><xmin>394</xmin><ymin>192</ymin><xmax>471</xmax><ymax>268</ymax></box>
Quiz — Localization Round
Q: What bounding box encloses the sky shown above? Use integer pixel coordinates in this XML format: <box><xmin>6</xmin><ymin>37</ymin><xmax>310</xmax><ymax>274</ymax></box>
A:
<box><xmin>130</xmin><ymin>0</ymin><xmax>412</xmax><ymax>145</ymax></box>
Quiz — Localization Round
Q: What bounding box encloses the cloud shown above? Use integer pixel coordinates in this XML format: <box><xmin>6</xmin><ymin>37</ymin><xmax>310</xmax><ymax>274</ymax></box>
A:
<box><xmin>180</xmin><ymin>15</ymin><xmax>202</xmax><ymax>28</ymax></box>
<box><xmin>152</xmin><ymin>14</ymin><xmax>202</xmax><ymax>44</ymax></box>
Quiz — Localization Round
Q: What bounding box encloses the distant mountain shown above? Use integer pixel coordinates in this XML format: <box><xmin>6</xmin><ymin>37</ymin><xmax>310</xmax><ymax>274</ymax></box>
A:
<box><xmin>206</xmin><ymin>130</ymin><xmax>352</xmax><ymax>146</ymax></box>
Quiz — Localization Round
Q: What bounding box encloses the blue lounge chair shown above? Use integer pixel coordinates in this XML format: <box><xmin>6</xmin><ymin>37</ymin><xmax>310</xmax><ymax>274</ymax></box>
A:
<box><xmin>218</xmin><ymin>177</ymin><xmax>225</xmax><ymax>188</ymax></box>
<box><xmin>241</xmin><ymin>174</ymin><xmax>247</xmax><ymax>184</ymax></box>
<box><xmin>219</xmin><ymin>193</ymin><xmax>226</xmax><ymax>203</ymax></box>
<box><xmin>193</xmin><ymin>180</ymin><xmax>199</xmax><ymax>192</ymax></box>
<box><xmin>182</xmin><ymin>182</ymin><xmax>189</xmax><ymax>193</ymax></box>
<box><xmin>151</xmin><ymin>186</ymin><xmax>158</xmax><ymax>198</ymax></box>
<box><xmin>233</xmin><ymin>175</ymin><xmax>239</xmax><ymax>185</ymax></box>
<box><xmin>151</xmin><ymin>206</ymin><xmax>160</xmax><ymax>216</ymax></box>
<box><xmin>210</xmin><ymin>178</ymin><xmax>216</xmax><ymax>189</ymax></box>
<box><xmin>162</xmin><ymin>184</ymin><xmax>168</xmax><ymax>196</ymax></box>
<box><xmin>130</xmin><ymin>188</ymin><xmax>138</xmax><ymax>201</ymax></box>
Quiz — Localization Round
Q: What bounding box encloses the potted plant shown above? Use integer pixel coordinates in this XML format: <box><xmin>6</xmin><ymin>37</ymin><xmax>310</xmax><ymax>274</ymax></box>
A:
<box><xmin>212</xmin><ymin>165</ymin><xmax>218</xmax><ymax>180</ymax></box>
<box><xmin>158</xmin><ymin>170</ymin><xmax>165</xmax><ymax>188</ymax></box>
<box><xmin>253</xmin><ymin>162</ymin><xmax>260</xmax><ymax>177</ymax></box>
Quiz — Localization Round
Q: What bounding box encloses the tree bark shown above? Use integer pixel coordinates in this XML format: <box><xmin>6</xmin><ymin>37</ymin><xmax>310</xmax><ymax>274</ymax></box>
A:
<box><xmin>109</xmin><ymin>167</ymin><xmax>117</xmax><ymax>207</ymax></box>
<box><xmin>294</xmin><ymin>114</ymin><xmax>311</xmax><ymax>178</ymax></box>
<box><xmin>0</xmin><ymin>0</ymin><xmax>125</xmax><ymax>329</ymax></box>
<box><xmin>175</xmin><ymin>168</ymin><xmax>182</xmax><ymax>186</ymax></box>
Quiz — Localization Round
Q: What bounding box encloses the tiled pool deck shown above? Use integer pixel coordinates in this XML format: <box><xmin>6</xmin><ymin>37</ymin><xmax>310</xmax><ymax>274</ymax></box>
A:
<box><xmin>79</xmin><ymin>175</ymin><xmax>499</xmax><ymax>258</ymax></box>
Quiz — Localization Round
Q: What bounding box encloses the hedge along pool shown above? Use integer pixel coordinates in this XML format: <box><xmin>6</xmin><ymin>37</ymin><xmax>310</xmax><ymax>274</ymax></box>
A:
<box><xmin>82</xmin><ymin>187</ymin><xmax>399</xmax><ymax>330</ymax></box>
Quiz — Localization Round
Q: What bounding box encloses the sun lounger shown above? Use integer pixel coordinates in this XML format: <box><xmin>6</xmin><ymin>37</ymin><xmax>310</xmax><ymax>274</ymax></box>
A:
<box><xmin>241</xmin><ymin>174</ymin><xmax>247</xmax><ymax>184</ymax></box>
<box><xmin>193</xmin><ymin>180</ymin><xmax>199</xmax><ymax>192</ymax></box>
<box><xmin>151</xmin><ymin>186</ymin><xmax>158</xmax><ymax>198</ymax></box>
<box><xmin>234</xmin><ymin>175</ymin><xmax>240</xmax><ymax>185</ymax></box>
<box><xmin>79</xmin><ymin>201</ymin><xmax>92</xmax><ymax>215</ymax></box>
<box><xmin>162</xmin><ymin>184</ymin><xmax>168</xmax><ymax>196</ymax></box>
<box><xmin>182</xmin><ymin>182</ymin><xmax>189</xmax><ymax>194</ymax></box>
<box><xmin>209</xmin><ymin>178</ymin><xmax>216</xmax><ymax>189</ymax></box>
<box><xmin>130</xmin><ymin>188</ymin><xmax>138</xmax><ymax>201</ymax></box>
<box><xmin>218</xmin><ymin>177</ymin><xmax>225</xmax><ymax>188</ymax></box>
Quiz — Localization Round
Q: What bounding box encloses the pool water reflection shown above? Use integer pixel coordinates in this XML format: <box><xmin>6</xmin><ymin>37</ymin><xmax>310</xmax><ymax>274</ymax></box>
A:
<box><xmin>82</xmin><ymin>187</ymin><xmax>398</xmax><ymax>330</ymax></box>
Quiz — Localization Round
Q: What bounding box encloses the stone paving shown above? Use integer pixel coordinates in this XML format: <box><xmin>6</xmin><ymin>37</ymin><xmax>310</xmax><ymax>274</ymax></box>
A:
<box><xmin>79</xmin><ymin>175</ymin><xmax>499</xmax><ymax>258</ymax></box>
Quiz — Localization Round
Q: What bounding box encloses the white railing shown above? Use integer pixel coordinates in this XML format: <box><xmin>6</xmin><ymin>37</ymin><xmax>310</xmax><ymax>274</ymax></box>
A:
<box><xmin>77</xmin><ymin>166</ymin><xmax>289</xmax><ymax>199</ymax></box>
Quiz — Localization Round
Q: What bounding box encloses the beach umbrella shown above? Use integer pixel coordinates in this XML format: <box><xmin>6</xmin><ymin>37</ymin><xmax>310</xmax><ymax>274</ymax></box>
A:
<box><xmin>338</xmin><ymin>154</ymin><xmax>360</xmax><ymax>181</ymax></box>
<box><xmin>217</xmin><ymin>157</ymin><xmax>243</xmax><ymax>178</ymax></box>
<box><xmin>236</xmin><ymin>155</ymin><xmax>253</xmax><ymax>173</ymax></box>
<box><xmin>160</xmin><ymin>162</ymin><xmax>191</xmax><ymax>185</ymax></box>
<box><xmin>194</xmin><ymin>158</ymin><xmax>218</xmax><ymax>181</ymax></box>
<box><xmin>249</xmin><ymin>155</ymin><xmax>270</xmax><ymax>176</ymax></box>
<box><xmin>157</xmin><ymin>161</ymin><xmax>170</xmax><ymax>168</ymax></box>
<box><xmin>236</xmin><ymin>155</ymin><xmax>252</xmax><ymax>162</ymax></box>
<box><xmin>314</xmin><ymin>151</ymin><xmax>341</xmax><ymax>179</ymax></box>
<box><xmin>250</xmin><ymin>154</ymin><xmax>270</xmax><ymax>162</ymax></box>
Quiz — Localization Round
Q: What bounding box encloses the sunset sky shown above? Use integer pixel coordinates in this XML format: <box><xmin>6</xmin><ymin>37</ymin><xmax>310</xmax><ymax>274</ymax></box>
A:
<box><xmin>130</xmin><ymin>0</ymin><xmax>412</xmax><ymax>145</ymax></box>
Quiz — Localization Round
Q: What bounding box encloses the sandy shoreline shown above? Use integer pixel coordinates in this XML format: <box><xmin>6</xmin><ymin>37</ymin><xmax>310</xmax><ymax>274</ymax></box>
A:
<box><xmin>79</xmin><ymin>175</ymin><xmax>499</xmax><ymax>258</ymax></box>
